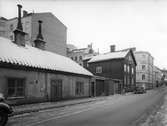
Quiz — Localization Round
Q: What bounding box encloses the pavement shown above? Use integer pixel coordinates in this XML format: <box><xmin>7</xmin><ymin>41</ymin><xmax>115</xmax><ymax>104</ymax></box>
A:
<box><xmin>10</xmin><ymin>95</ymin><xmax>113</xmax><ymax>116</ymax></box>
<box><xmin>7</xmin><ymin>88</ymin><xmax>167</xmax><ymax>126</ymax></box>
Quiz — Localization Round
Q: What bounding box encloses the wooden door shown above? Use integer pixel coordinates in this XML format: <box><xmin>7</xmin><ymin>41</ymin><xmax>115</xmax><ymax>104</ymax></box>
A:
<box><xmin>51</xmin><ymin>79</ymin><xmax>62</xmax><ymax>101</ymax></box>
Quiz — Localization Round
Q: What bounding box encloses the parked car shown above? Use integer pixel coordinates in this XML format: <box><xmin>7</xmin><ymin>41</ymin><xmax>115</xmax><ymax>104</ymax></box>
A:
<box><xmin>134</xmin><ymin>87</ymin><xmax>146</xmax><ymax>94</ymax></box>
<box><xmin>0</xmin><ymin>93</ymin><xmax>13</xmax><ymax>126</ymax></box>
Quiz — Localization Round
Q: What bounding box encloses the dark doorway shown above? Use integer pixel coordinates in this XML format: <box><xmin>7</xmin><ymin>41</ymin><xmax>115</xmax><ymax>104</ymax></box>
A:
<box><xmin>91</xmin><ymin>82</ymin><xmax>95</xmax><ymax>97</ymax></box>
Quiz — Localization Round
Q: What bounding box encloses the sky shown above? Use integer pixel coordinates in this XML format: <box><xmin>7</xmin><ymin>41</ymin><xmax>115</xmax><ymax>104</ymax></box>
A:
<box><xmin>0</xmin><ymin>0</ymin><xmax>167</xmax><ymax>69</ymax></box>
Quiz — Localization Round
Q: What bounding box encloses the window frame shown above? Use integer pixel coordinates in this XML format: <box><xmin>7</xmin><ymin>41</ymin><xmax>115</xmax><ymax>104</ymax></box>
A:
<box><xmin>142</xmin><ymin>74</ymin><xmax>145</xmax><ymax>80</ymax></box>
<box><xmin>96</xmin><ymin>66</ymin><xmax>102</xmax><ymax>73</ymax></box>
<box><xmin>75</xmin><ymin>81</ymin><xmax>84</xmax><ymax>96</ymax></box>
<box><xmin>7</xmin><ymin>77</ymin><xmax>25</xmax><ymax>98</ymax></box>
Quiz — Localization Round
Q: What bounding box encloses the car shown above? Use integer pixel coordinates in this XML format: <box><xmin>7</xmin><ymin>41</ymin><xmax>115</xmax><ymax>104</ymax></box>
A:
<box><xmin>0</xmin><ymin>93</ymin><xmax>13</xmax><ymax>126</ymax></box>
<box><xmin>134</xmin><ymin>87</ymin><xmax>146</xmax><ymax>94</ymax></box>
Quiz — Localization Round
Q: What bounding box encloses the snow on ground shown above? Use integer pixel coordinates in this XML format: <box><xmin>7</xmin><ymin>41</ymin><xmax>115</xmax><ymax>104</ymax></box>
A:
<box><xmin>140</xmin><ymin>94</ymin><xmax>167</xmax><ymax>126</ymax></box>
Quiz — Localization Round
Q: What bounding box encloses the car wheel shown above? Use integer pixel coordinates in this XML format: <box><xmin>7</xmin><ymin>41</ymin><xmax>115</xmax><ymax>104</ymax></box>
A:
<box><xmin>0</xmin><ymin>111</ymin><xmax>8</xmax><ymax>126</ymax></box>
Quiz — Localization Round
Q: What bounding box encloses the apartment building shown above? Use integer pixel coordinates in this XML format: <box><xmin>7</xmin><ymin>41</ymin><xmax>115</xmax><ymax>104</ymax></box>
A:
<box><xmin>67</xmin><ymin>44</ymin><xmax>98</xmax><ymax>66</ymax></box>
<box><xmin>134</xmin><ymin>51</ymin><xmax>154</xmax><ymax>89</ymax></box>
<box><xmin>153</xmin><ymin>66</ymin><xmax>162</xmax><ymax>87</ymax></box>
<box><xmin>1</xmin><ymin>11</ymin><xmax>67</xmax><ymax>56</ymax></box>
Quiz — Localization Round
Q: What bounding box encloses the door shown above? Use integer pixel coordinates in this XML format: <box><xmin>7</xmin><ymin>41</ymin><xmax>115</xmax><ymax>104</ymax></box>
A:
<box><xmin>91</xmin><ymin>82</ymin><xmax>95</xmax><ymax>97</ymax></box>
<box><xmin>51</xmin><ymin>79</ymin><xmax>62</xmax><ymax>101</ymax></box>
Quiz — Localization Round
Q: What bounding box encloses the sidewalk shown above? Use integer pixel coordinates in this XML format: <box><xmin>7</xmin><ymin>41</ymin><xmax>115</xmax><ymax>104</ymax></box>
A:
<box><xmin>10</xmin><ymin>92</ymin><xmax>134</xmax><ymax>117</ymax></box>
<box><xmin>10</xmin><ymin>96</ymin><xmax>107</xmax><ymax>117</ymax></box>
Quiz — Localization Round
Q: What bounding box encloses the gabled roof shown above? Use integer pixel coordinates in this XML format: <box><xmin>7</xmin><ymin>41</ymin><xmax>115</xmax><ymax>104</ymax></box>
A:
<box><xmin>88</xmin><ymin>50</ymin><xmax>129</xmax><ymax>63</ymax></box>
<box><xmin>0</xmin><ymin>37</ymin><xmax>93</xmax><ymax>76</ymax></box>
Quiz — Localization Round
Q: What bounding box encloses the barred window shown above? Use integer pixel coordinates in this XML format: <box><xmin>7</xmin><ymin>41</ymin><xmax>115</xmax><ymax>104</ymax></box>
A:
<box><xmin>8</xmin><ymin>78</ymin><xmax>25</xmax><ymax>98</ymax></box>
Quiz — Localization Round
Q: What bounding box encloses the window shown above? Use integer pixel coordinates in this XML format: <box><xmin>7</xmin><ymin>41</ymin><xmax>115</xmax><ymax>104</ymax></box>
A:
<box><xmin>10</xmin><ymin>24</ymin><xmax>14</xmax><ymax>31</ymax></box>
<box><xmin>132</xmin><ymin>68</ymin><xmax>134</xmax><ymax>74</ymax></box>
<box><xmin>124</xmin><ymin>75</ymin><xmax>126</xmax><ymax>85</ymax></box>
<box><xmin>142</xmin><ymin>65</ymin><xmax>146</xmax><ymax>70</ymax></box>
<box><xmin>131</xmin><ymin>77</ymin><xmax>134</xmax><ymax>85</ymax></box>
<box><xmin>75</xmin><ymin>81</ymin><xmax>84</xmax><ymax>96</ymax></box>
<box><xmin>79</xmin><ymin>56</ymin><xmax>82</xmax><ymax>61</ymax></box>
<box><xmin>124</xmin><ymin>64</ymin><xmax>126</xmax><ymax>72</ymax></box>
<box><xmin>96</xmin><ymin>66</ymin><xmax>102</xmax><ymax>73</ymax></box>
<box><xmin>142</xmin><ymin>74</ymin><xmax>145</xmax><ymax>80</ymax></box>
<box><xmin>8</xmin><ymin>78</ymin><xmax>25</xmax><ymax>98</ymax></box>
<box><xmin>10</xmin><ymin>35</ymin><xmax>14</xmax><ymax>41</ymax></box>
<box><xmin>75</xmin><ymin>56</ymin><xmax>77</xmax><ymax>61</ymax></box>
<box><xmin>142</xmin><ymin>54</ymin><xmax>146</xmax><ymax>58</ymax></box>
<box><xmin>127</xmin><ymin>65</ymin><xmax>130</xmax><ymax>73</ymax></box>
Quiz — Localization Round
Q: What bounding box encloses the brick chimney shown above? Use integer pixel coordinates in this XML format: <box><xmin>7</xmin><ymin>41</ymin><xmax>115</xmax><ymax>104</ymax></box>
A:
<box><xmin>13</xmin><ymin>4</ymin><xmax>27</xmax><ymax>46</ymax></box>
<box><xmin>23</xmin><ymin>10</ymin><xmax>28</xmax><ymax>17</ymax></box>
<box><xmin>110</xmin><ymin>45</ymin><xmax>115</xmax><ymax>52</ymax></box>
<box><xmin>34</xmin><ymin>20</ymin><xmax>46</xmax><ymax>50</ymax></box>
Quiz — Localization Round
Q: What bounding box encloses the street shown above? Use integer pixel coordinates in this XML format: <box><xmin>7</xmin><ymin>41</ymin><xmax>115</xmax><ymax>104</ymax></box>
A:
<box><xmin>7</xmin><ymin>87</ymin><xmax>167</xmax><ymax>126</ymax></box>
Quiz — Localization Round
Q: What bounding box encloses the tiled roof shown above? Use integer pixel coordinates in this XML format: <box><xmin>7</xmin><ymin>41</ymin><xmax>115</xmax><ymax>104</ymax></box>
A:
<box><xmin>88</xmin><ymin>51</ymin><xmax>129</xmax><ymax>63</ymax></box>
<box><xmin>0</xmin><ymin>37</ymin><xmax>93</xmax><ymax>76</ymax></box>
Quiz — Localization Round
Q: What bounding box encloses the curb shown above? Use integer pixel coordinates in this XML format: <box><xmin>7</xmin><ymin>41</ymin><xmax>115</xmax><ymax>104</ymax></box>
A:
<box><xmin>10</xmin><ymin>97</ymin><xmax>105</xmax><ymax>117</ymax></box>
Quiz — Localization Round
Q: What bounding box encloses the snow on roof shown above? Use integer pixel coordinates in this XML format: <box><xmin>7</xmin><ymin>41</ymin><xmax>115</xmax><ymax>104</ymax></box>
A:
<box><xmin>88</xmin><ymin>51</ymin><xmax>129</xmax><ymax>63</ymax></box>
<box><xmin>0</xmin><ymin>37</ymin><xmax>93</xmax><ymax>76</ymax></box>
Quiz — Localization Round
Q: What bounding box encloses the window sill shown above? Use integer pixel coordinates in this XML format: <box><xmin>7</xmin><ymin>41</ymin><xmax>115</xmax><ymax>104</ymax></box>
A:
<box><xmin>7</xmin><ymin>96</ymin><xmax>25</xmax><ymax>100</ymax></box>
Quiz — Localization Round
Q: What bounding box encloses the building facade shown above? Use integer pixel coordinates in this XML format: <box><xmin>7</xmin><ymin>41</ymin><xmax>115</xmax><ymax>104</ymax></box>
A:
<box><xmin>134</xmin><ymin>51</ymin><xmax>154</xmax><ymax>89</ymax></box>
<box><xmin>153</xmin><ymin>66</ymin><xmax>162</xmax><ymax>87</ymax></box>
<box><xmin>85</xmin><ymin>47</ymin><xmax>137</xmax><ymax>92</ymax></box>
<box><xmin>67</xmin><ymin>44</ymin><xmax>98</xmax><ymax>66</ymax></box>
<box><xmin>1</xmin><ymin>12</ymin><xmax>67</xmax><ymax>56</ymax></box>
<box><xmin>0</xmin><ymin>17</ymin><xmax>7</xmax><ymax>38</ymax></box>
<box><xmin>0</xmin><ymin>5</ymin><xmax>92</xmax><ymax>105</ymax></box>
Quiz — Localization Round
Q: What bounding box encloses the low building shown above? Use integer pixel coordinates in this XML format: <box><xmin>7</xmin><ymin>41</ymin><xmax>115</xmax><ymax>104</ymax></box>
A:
<box><xmin>134</xmin><ymin>51</ymin><xmax>154</xmax><ymax>89</ymax></box>
<box><xmin>85</xmin><ymin>45</ymin><xmax>137</xmax><ymax>93</ymax></box>
<box><xmin>0</xmin><ymin>5</ymin><xmax>93</xmax><ymax>105</ymax></box>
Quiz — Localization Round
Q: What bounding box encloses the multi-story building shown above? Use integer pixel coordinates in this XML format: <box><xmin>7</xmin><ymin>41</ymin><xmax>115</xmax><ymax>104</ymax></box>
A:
<box><xmin>161</xmin><ymin>69</ymin><xmax>167</xmax><ymax>79</ymax></box>
<box><xmin>1</xmin><ymin>11</ymin><xmax>67</xmax><ymax>56</ymax></box>
<box><xmin>67</xmin><ymin>44</ymin><xmax>98</xmax><ymax>66</ymax></box>
<box><xmin>85</xmin><ymin>46</ymin><xmax>137</xmax><ymax>93</ymax></box>
<box><xmin>0</xmin><ymin>17</ymin><xmax>7</xmax><ymax>38</ymax></box>
<box><xmin>134</xmin><ymin>51</ymin><xmax>154</xmax><ymax>89</ymax></box>
<box><xmin>153</xmin><ymin>66</ymin><xmax>162</xmax><ymax>87</ymax></box>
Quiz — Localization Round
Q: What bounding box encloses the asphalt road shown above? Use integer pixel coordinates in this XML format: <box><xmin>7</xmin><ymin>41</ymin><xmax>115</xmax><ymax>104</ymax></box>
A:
<box><xmin>7</xmin><ymin>87</ymin><xmax>167</xmax><ymax>126</ymax></box>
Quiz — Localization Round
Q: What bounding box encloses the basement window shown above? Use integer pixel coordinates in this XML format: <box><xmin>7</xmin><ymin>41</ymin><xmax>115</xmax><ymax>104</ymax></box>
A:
<box><xmin>7</xmin><ymin>78</ymin><xmax>25</xmax><ymax>98</ymax></box>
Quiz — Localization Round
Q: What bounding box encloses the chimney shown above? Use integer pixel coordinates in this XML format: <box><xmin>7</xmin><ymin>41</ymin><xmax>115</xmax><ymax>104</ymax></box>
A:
<box><xmin>110</xmin><ymin>45</ymin><xmax>115</xmax><ymax>52</ymax></box>
<box><xmin>13</xmin><ymin>4</ymin><xmax>27</xmax><ymax>46</ymax></box>
<box><xmin>34</xmin><ymin>20</ymin><xmax>46</xmax><ymax>50</ymax></box>
<box><xmin>23</xmin><ymin>10</ymin><xmax>28</xmax><ymax>17</ymax></box>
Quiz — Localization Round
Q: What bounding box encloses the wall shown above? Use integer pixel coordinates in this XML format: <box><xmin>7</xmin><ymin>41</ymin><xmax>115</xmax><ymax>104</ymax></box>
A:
<box><xmin>135</xmin><ymin>51</ymin><xmax>154</xmax><ymax>89</ymax></box>
<box><xmin>0</xmin><ymin>18</ymin><xmax>7</xmax><ymax>38</ymax></box>
<box><xmin>88</xmin><ymin>59</ymin><xmax>123</xmax><ymax>79</ymax></box>
<box><xmin>48</xmin><ymin>73</ymin><xmax>90</xmax><ymax>99</ymax></box>
<box><xmin>31</xmin><ymin>13</ymin><xmax>67</xmax><ymax>56</ymax></box>
<box><xmin>0</xmin><ymin>68</ymin><xmax>47</xmax><ymax>104</ymax></box>
<box><xmin>5</xmin><ymin>13</ymin><xmax>67</xmax><ymax>56</ymax></box>
<box><xmin>6</xmin><ymin>16</ymin><xmax>32</xmax><ymax>45</ymax></box>
<box><xmin>0</xmin><ymin>67</ymin><xmax>90</xmax><ymax>105</ymax></box>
